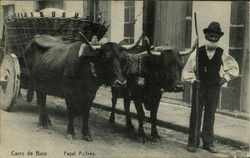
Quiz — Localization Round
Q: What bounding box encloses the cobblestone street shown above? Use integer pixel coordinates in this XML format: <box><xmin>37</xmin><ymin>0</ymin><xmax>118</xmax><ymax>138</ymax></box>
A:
<box><xmin>1</xmin><ymin>89</ymin><xmax>249</xmax><ymax>158</ymax></box>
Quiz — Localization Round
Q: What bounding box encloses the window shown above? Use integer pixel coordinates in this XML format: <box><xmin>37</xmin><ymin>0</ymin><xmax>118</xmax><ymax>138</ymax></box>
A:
<box><xmin>124</xmin><ymin>1</ymin><xmax>135</xmax><ymax>44</ymax></box>
<box><xmin>36</xmin><ymin>0</ymin><xmax>64</xmax><ymax>11</ymax></box>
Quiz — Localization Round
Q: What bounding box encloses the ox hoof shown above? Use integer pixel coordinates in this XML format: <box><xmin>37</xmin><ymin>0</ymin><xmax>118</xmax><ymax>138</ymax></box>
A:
<box><xmin>66</xmin><ymin>134</ymin><xmax>76</xmax><ymax>140</ymax></box>
<box><xmin>26</xmin><ymin>90</ymin><xmax>34</xmax><ymax>103</ymax></box>
<box><xmin>82</xmin><ymin>135</ymin><xmax>92</xmax><ymax>142</ymax></box>
<box><xmin>47</xmin><ymin>119</ymin><xmax>52</xmax><ymax>126</ymax></box>
<box><xmin>38</xmin><ymin>122</ymin><xmax>48</xmax><ymax>129</ymax></box>
<box><xmin>126</xmin><ymin>125</ymin><xmax>135</xmax><ymax>133</ymax></box>
<box><xmin>138</xmin><ymin>135</ymin><xmax>147</xmax><ymax>144</ymax></box>
<box><xmin>150</xmin><ymin>136</ymin><xmax>161</xmax><ymax>142</ymax></box>
<box><xmin>39</xmin><ymin>116</ymin><xmax>52</xmax><ymax>129</ymax></box>
<box><xmin>108</xmin><ymin>119</ymin><xmax>115</xmax><ymax>126</ymax></box>
<box><xmin>38</xmin><ymin>120</ymin><xmax>51</xmax><ymax>128</ymax></box>
<box><xmin>4</xmin><ymin>106</ymin><xmax>11</xmax><ymax>112</ymax></box>
<box><xmin>126</xmin><ymin>122</ymin><xmax>135</xmax><ymax>132</ymax></box>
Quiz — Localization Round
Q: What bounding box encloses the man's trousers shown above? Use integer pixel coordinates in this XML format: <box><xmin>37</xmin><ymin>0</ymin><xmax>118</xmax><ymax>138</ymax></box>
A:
<box><xmin>188</xmin><ymin>83</ymin><xmax>220</xmax><ymax>147</ymax></box>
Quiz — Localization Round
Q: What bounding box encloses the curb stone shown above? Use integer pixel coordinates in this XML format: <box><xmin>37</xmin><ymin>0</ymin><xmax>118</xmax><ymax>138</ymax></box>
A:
<box><xmin>92</xmin><ymin>102</ymin><xmax>249</xmax><ymax>150</ymax></box>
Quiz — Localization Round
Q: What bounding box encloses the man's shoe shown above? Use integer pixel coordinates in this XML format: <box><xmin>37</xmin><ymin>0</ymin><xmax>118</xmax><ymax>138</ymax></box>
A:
<box><xmin>186</xmin><ymin>146</ymin><xmax>198</xmax><ymax>153</ymax></box>
<box><xmin>203</xmin><ymin>146</ymin><xmax>218</xmax><ymax>153</ymax></box>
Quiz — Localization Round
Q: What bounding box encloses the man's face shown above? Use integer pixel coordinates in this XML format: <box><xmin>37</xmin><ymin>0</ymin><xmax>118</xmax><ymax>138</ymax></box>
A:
<box><xmin>205</xmin><ymin>32</ymin><xmax>221</xmax><ymax>42</ymax></box>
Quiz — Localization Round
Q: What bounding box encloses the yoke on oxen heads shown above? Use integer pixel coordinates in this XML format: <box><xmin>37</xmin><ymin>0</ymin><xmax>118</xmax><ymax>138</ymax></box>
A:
<box><xmin>116</xmin><ymin>34</ymin><xmax>197</xmax><ymax>92</ymax></box>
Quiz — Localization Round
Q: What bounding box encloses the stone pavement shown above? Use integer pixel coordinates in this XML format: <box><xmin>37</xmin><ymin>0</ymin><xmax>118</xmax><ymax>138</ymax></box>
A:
<box><xmin>93</xmin><ymin>87</ymin><xmax>250</xmax><ymax>150</ymax></box>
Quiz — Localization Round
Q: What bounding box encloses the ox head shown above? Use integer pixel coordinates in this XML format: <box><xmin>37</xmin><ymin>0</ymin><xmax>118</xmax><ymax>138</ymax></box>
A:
<box><xmin>147</xmin><ymin>38</ymin><xmax>198</xmax><ymax>92</ymax></box>
<box><xmin>95</xmin><ymin>42</ymin><xmax>128</xmax><ymax>86</ymax></box>
<box><xmin>147</xmin><ymin>48</ymin><xmax>186</xmax><ymax>92</ymax></box>
<box><xmin>81</xmin><ymin>34</ymin><xmax>131</xmax><ymax>85</ymax></box>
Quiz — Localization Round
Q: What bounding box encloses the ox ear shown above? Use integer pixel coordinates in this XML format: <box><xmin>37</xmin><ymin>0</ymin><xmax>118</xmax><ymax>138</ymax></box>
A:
<box><xmin>78</xmin><ymin>43</ymin><xmax>99</xmax><ymax>58</ymax></box>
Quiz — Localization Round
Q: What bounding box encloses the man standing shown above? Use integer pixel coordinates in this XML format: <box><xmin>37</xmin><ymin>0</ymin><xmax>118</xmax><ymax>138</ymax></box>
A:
<box><xmin>182</xmin><ymin>21</ymin><xmax>239</xmax><ymax>153</ymax></box>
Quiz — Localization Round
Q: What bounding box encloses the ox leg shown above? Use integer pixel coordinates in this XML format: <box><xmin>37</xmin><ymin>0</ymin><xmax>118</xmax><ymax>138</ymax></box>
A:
<box><xmin>134</xmin><ymin>100</ymin><xmax>146</xmax><ymax>143</ymax></box>
<box><xmin>81</xmin><ymin>101</ymin><xmax>92</xmax><ymax>142</ymax></box>
<box><xmin>124</xmin><ymin>97</ymin><xmax>134</xmax><ymax>132</ymax></box>
<box><xmin>37</xmin><ymin>91</ymin><xmax>49</xmax><ymax>128</ymax></box>
<box><xmin>66</xmin><ymin>106</ymin><xmax>76</xmax><ymax>140</ymax></box>
<box><xmin>150</xmin><ymin>97</ymin><xmax>161</xmax><ymax>142</ymax></box>
<box><xmin>26</xmin><ymin>85</ymin><xmax>34</xmax><ymax>103</ymax></box>
<box><xmin>109</xmin><ymin>90</ymin><xmax>117</xmax><ymax>125</ymax></box>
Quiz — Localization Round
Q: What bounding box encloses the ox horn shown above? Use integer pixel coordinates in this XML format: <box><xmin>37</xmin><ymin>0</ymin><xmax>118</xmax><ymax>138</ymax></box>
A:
<box><xmin>119</xmin><ymin>33</ymin><xmax>144</xmax><ymax>50</ymax></box>
<box><xmin>178</xmin><ymin>37</ymin><xmax>198</xmax><ymax>56</ymax></box>
<box><xmin>178</xmin><ymin>47</ymin><xmax>196</xmax><ymax>56</ymax></box>
<box><xmin>178</xmin><ymin>49</ymin><xmax>191</xmax><ymax>56</ymax></box>
<box><xmin>150</xmin><ymin>50</ymin><xmax>161</xmax><ymax>56</ymax></box>
<box><xmin>149</xmin><ymin>46</ymin><xmax>172</xmax><ymax>56</ymax></box>
<box><xmin>78</xmin><ymin>32</ymin><xmax>101</xmax><ymax>50</ymax></box>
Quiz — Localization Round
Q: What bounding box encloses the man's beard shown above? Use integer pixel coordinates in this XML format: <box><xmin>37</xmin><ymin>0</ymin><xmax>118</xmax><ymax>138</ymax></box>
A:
<box><xmin>205</xmin><ymin>40</ymin><xmax>218</xmax><ymax>51</ymax></box>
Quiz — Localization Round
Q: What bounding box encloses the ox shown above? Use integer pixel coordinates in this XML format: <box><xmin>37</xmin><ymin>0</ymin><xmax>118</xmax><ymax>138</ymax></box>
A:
<box><xmin>24</xmin><ymin>34</ymin><xmax>142</xmax><ymax>141</ymax></box>
<box><xmin>109</xmin><ymin>38</ymin><xmax>195</xmax><ymax>143</ymax></box>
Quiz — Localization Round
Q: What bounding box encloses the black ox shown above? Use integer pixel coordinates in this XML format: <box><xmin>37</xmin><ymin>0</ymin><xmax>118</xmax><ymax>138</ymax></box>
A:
<box><xmin>109</xmin><ymin>39</ymin><xmax>191</xmax><ymax>143</ymax></box>
<box><xmin>24</xmin><ymin>34</ymin><xmax>142</xmax><ymax>141</ymax></box>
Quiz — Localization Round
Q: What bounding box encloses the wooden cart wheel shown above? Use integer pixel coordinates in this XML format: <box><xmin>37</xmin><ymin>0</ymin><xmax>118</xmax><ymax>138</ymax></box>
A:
<box><xmin>0</xmin><ymin>54</ymin><xmax>20</xmax><ymax>111</ymax></box>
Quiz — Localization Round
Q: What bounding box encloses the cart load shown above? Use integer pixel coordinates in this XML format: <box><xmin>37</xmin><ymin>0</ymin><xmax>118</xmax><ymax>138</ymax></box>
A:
<box><xmin>3</xmin><ymin>11</ymin><xmax>109</xmax><ymax>57</ymax></box>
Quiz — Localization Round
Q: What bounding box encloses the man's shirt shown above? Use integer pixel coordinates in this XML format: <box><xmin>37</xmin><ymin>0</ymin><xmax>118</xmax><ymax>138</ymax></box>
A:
<box><xmin>182</xmin><ymin>46</ymin><xmax>239</xmax><ymax>83</ymax></box>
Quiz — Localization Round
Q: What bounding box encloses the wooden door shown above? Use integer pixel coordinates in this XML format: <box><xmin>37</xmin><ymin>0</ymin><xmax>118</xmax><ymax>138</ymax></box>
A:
<box><xmin>153</xmin><ymin>1</ymin><xmax>192</xmax><ymax>50</ymax></box>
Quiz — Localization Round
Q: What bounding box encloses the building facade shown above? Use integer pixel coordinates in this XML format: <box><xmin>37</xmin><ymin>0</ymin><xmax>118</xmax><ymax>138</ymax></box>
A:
<box><xmin>1</xmin><ymin>0</ymin><xmax>249</xmax><ymax>112</ymax></box>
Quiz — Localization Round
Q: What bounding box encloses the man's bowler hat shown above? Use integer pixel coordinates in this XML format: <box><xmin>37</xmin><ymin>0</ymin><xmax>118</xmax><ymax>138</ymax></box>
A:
<box><xmin>203</xmin><ymin>22</ymin><xmax>224</xmax><ymax>36</ymax></box>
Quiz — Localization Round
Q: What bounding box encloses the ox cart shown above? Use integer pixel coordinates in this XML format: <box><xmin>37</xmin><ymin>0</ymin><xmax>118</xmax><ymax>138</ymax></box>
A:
<box><xmin>0</xmin><ymin>11</ymin><xmax>108</xmax><ymax>111</ymax></box>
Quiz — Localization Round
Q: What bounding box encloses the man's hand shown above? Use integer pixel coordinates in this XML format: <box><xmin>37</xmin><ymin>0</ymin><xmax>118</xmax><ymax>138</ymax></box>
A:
<box><xmin>192</xmin><ymin>79</ymin><xmax>200</xmax><ymax>88</ymax></box>
<box><xmin>219</xmin><ymin>77</ymin><xmax>227</xmax><ymax>86</ymax></box>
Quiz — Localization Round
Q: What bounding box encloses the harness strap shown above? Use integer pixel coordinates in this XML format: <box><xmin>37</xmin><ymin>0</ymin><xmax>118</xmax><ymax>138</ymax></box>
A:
<box><xmin>90</xmin><ymin>62</ymin><xmax>97</xmax><ymax>78</ymax></box>
<box><xmin>126</xmin><ymin>53</ymin><xmax>144</xmax><ymax>76</ymax></box>
<box><xmin>138</xmin><ymin>54</ymin><xmax>142</xmax><ymax>76</ymax></box>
